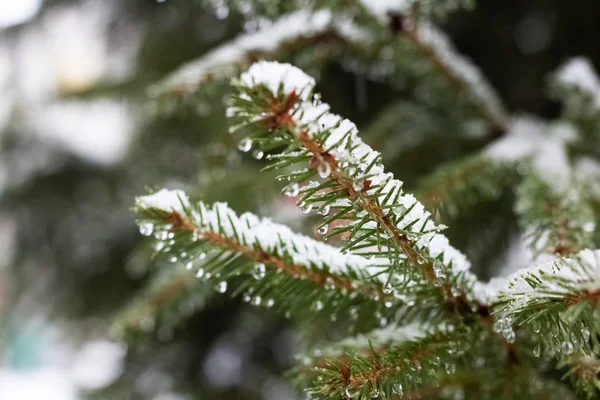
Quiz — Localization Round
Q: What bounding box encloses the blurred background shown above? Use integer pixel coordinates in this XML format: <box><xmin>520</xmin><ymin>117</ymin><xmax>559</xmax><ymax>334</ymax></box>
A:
<box><xmin>0</xmin><ymin>0</ymin><xmax>599</xmax><ymax>399</ymax></box>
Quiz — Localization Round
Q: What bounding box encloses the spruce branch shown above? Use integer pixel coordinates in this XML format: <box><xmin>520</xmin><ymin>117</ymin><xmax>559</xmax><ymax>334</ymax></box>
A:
<box><xmin>561</xmin><ymin>354</ymin><xmax>600</xmax><ymax>398</ymax></box>
<box><xmin>133</xmin><ymin>189</ymin><xmax>416</xmax><ymax>327</ymax></box>
<box><xmin>150</xmin><ymin>9</ymin><xmax>363</xmax><ymax>100</ymax></box>
<box><xmin>485</xmin><ymin>249</ymin><xmax>600</xmax><ymax>352</ymax></box>
<box><xmin>228</xmin><ymin>61</ymin><xmax>481</xmax><ymax>311</ymax></box>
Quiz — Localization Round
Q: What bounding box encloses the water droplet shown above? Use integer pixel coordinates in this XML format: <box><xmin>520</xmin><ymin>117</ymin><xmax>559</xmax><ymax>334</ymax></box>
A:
<box><xmin>155</xmin><ymin>230</ymin><xmax>168</xmax><ymax>240</ymax></box>
<box><xmin>252</xmin><ymin>296</ymin><xmax>261</xmax><ymax>306</ymax></box>
<box><xmin>582</xmin><ymin>328</ymin><xmax>590</xmax><ymax>341</ymax></box>
<box><xmin>237</xmin><ymin>138</ymin><xmax>252</xmax><ymax>152</ymax></box>
<box><xmin>317</xmin><ymin>225</ymin><xmax>328</xmax><ymax>235</ymax></box>
<box><xmin>215</xmin><ymin>281</ymin><xmax>227</xmax><ymax>293</ymax></box>
<box><xmin>267</xmin><ymin>298</ymin><xmax>275</xmax><ymax>308</ymax></box>
<box><xmin>561</xmin><ymin>340</ymin><xmax>574</xmax><ymax>355</ymax></box>
<box><xmin>253</xmin><ymin>263</ymin><xmax>266</xmax><ymax>280</ymax></box>
<box><xmin>533</xmin><ymin>344</ymin><xmax>541</xmax><ymax>358</ymax></box>
<box><xmin>444</xmin><ymin>363</ymin><xmax>456</xmax><ymax>374</ymax></box>
<box><xmin>199</xmin><ymin>252</ymin><xmax>207</xmax><ymax>260</ymax></box>
<box><xmin>318</xmin><ymin>204</ymin><xmax>330</xmax><ymax>215</ymax></box>
<box><xmin>385</xmin><ymin>301</ymin><xmax>393</xmax><ymax>308</ymax></box>
<box><xmin>382</xmin><ymin>283</ymin><xmax>393</xmax><ymax>294</ymax></box>
<box><xmin>243</xmin><ymin>294</ymin><xmax>251</xmax><ymax>303</ymax></box>
<box><xmin>532</xmin><ymin>320</ymin><xmax>541</xmax><ymax>333</ymax></box>
<box><xmin>167</xmin><ymin>232</ymin><xmax>175</xmax><ymax>239</ymax></box>
<box><xmin>301</xmin><ymin>203</ymin><xmax>313</xmax><ymax>214</ymax></box>
<box><xmin>169</xmin><ymin>256</ymin><xmax>178</xmax><ymax>263</ymax></box>
<box><xmin>186</xmin><ymin>262</ymin><xmax>193</xmax><ymax>270</ymax></box>
<box><xmin>353</xmin><ymin>180</ymin><xmax>363</xmax><ymax>192</ymax></box>
<box><xmin>379</xmin><ymin>317</ymin><xmax>388</xmax><ymax>327</ymax></box>
<box><xmin>318</xmin><ymin>163</ymin><xmax>331</xmax><ymax>178</ymax></box>
<box><xmin>140</xmin><ymin>223</ymin><xmax>154</xmax><ymax>236</ymax></box>
<box><xmin>583</xmin><ymin>221</ymin><xmax>595</xmax><ymax>232</ymax></box>
<box><xmin>392</xmin><ymin>383</ymin><xmax>403</xmax><ymax>395</ymax></box>
<box><xmin>370</xmin><ymin>388</ymin><xmax>380</xmax><ymax>398</ymax></box>
<box><xmin>196</xmin><ymin>268</ymin><xmax>204</xmax><ymax>278</ymax></box>
<box><xmin>345</xmin><ymin>387</ymin><xmax>358</xmax><ymax>398</ymax></box>
<box><xmin>283</xmin><ymin>183</ymin><xmax>300</xmax><ymax>197</ymax></box>
<box><xmin>252</xmin><ymin>149</ymin><xmax>264</xmax><ymax>159</ymax></box>
<box><xmin>314</xmin><ymin>301</ymin><xmax>324</xmax><ymax>311</ymax></box>
<box><xmin>504</xmin><ymin>329</ymin><xmax>516</xmax><ymax>343</ymax></box>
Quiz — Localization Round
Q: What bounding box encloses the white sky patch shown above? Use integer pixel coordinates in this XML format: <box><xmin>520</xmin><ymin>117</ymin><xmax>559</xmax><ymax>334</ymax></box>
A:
<box><xmin>29</xmin><ymin>100</ymin><xmax>134</xmax><ymax>166</ymax></box>
<box><xmin>0</xmin><ymin>0</ymin><xmax>42</xmax><ymax>30</ymax></box>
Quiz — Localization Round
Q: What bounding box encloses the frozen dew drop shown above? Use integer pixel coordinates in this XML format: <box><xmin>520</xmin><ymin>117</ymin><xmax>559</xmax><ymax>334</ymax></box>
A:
<box><xmin>283</xmin><ymin>183</ymin><xmax>300</xmax><ymax>197</ymax></box>
<box><xmin>252</xmin><ymin>149</ymin><xmax>264</xmax><ymax>160</ymax></box>
<box><xmin>317</xmin><ymin>225</ymin><xmax>328</xmax><ymax>235</ymax></box>
<box><xmin>196</xmin><ymin>268</ymin><xmax>205</xmax><ymax>278</ymax></box>
<box><xmin>582</xmin><ymin>328</ymin><xmax>590</xmax><ymax>341</ymax></box>
<box><xmin>561</xmin><ymin>340</ymin><xmax>574</xmax><ymax>355</ymax></box>
<box><xmin>317</xmin><ymin>162</ymin><xmax>331</xmax><ymax>178</ymax></box>
<box><xmin>382</xmin><ymin>283</ymin><xmax>393</xmax><ymax>294</ymax></box>
<box><xmin>237</xmin><ymin>138</ymin><xmax>252</xmax><ymax>152</ymax></box>
<box><xmin>301</xmin><ymin>203</ymin><xmax>313</xmax><ymax>214</ymax></box>
<box><xmin>345</xmin><ymin>387</ymin><xmax>358</xmax><ymax>398</ymax></box>
<box><xmin>253</xmin><ymin>263</ymin><xmax>266</xmax><ymax>280</ymax></box>
<box><xmin>140</xmin><ymin>223</ymin><xmax>154</xmax><ymax>236</ymax></box>
<box><xmin>533</xmin><ymin>344</ymin><xmax>541</xmax><ymax>358</ymax></box>
<box><xmin>392</xmin><ymin>383</ymin><xmax>403</xmax><ymax>395</ymax></box>
<box><xmin>215</xmin><ymin>281</ymin><xmax>227</xmax><ymax>293</ymax></box>
<box><xmin>252</xmin><ymin>296</ymin><xmax>261</xmax><ymax>306</ymax></box>
<box><xmin>186</xmin><ymin>262</ymin><xmax>193</xmax><ymax>270</ymax></box>
<box><xmin>504</xmin><ymin>329</ymin><xmax>516</xmax><ymax>343</ymax></box>
<box><xmin>155</xmin><ymin>230</ymin><xmax>169</xmax><ymax>240</ymax></box>
<box><xmin>267</xmin><ymin>298</ymin><xmax>275</xmax><ymax>308</ymax></box>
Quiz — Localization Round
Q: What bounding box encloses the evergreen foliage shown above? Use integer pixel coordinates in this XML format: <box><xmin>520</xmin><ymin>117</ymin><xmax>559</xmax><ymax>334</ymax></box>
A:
<box><xmin>122</xmin><ymin>1</ymin><xmax>600</xmax><ymax>398</ymax></box>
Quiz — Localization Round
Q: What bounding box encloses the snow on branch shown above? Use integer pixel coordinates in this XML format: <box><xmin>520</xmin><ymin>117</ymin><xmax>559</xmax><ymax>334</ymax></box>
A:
<box><xmin>134</xmin><ymin>190</ymin><xmax>416</xmax><ymax>325</ymax></box>
<box><xmin>401</xmin><ymin>21</ymin><xmax>508</xmax><ymax>131</ymax></box>
<box><xmin>229</xmin><ymin>61</ymin><xmax>480</xmax><ymax>309</ymax></box>
<box><xmin>150</xmin><ymin>9</ymin><xmax>363</xmax><ymax>98</ymax></box>
<box><xmin>476</xmin><ymin>249</ymin><xmax>600</xmax><ymax>350</ymax></box>
<box><xmin>554</xmin><ymin>57</ymin><xmax>600</xmax><ymax>109</ymax></box>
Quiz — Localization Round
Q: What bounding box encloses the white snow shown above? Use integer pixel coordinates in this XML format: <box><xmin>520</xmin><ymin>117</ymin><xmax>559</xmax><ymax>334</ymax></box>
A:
<box><xmin>555</xmin><ymin>57</ymin><xmax>600</xmax><ymax>108</ymax></box>
<box><xmin>358</xmin><ymin>0</ymin><xmax>411</xmax><ymax>21</ymax></box>
<box><xmin>69</xmin><ymin>340</ymin><xmax>127</xmax><ymax>390</ymax></box>
<box><xmin>137</xmin><ymin>189</ymin><xmax>191</xmax><ymax>216</ymax></box>
<box><xmin>29</xmin><ymin>100</ymin><xmax>134</xmax><ymax>166</ymax></box>
<box><xmin>240</xmin><ymin>61</ymin><xmax>315</xmax><ymax>101</ymax></box>
<box><xmin>486</xmin><ymin>117</ymin><xmax>577</xmax><ymax>193</ymax></box>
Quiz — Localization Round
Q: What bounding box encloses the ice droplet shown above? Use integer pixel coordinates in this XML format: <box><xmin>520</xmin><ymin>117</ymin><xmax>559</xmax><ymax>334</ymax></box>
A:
<box><xmin>237</xmin><ymin>138</ymin><xmax>252</xmax><ymax>152</ymax></box>
<box><xmin>139</xmin><ymin>223</ymin><xmax>154</xmax><ymax>236</ymax></box>
<box><xmin>283</xmin><ymin>183</ymin><xmax>299</xmax><ymax>197</ymax></box>
<box><xmin>317</xmin><ymin>225</ymin><xmax>328</xmax><ymax>235</ymax></box>
<box><xmin>318</xmin><ymin>163</ymin><xmax>331</xmax><ymax>178</ymax></box>
<box><xmin>252</xmin><ymin>149</ymin><xmax>264</xmax><ymax>159</ymax></box>
<box><xmin>215</xmin><ymin>281</ymin><xmax>227</xmax><ymax>293</ymax></box>
<box><xmin>392</xmin><ymin>383</ymin><xmax>403</xmax><ymax>395</ymax></box>
<box><xmin>382</xmin><ymin>283</ymin><xmax>393</xmax><ymax>294</ymax></box>
<box><xmin>253</xmin><ymin>263</ymin><xmax>266</xmax><ymax>280</ymax></box>
<box><xmin>533</xmin><ymin>344</ymin><xmax>541</xmax><ymax>358</ymax></box>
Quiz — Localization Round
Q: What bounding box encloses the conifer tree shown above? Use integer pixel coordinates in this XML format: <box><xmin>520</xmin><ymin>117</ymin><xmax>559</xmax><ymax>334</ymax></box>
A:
<box><xmin>119</xmin><ymin>1</ymin><xmax>598</xmax><ymax>399</ymax></box>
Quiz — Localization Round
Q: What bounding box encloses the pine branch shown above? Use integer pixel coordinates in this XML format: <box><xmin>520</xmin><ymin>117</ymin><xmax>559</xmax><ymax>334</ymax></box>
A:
<box><xmin>150</xmin><ymin>9</ymin><xmax>362</xmax><ymax>100</ymax></box>
<box><xmin>561</xmin><ymin>354</ymin><xmax>600</xmax><ymax>399</ymax></box>
<box><xmin>228</xmin><ymin>61</ymin><xmax>485</xmax><ymax>316</ymax></box>
<box><xmin>399</xmin><ymin>18</ymin><xmax>508</xmax><ymax>134</ymax></box>
<box><xmin>111</xmin><ymin>264</ymin><xmax>207</xmax><ymax>340</ymax></box>
<box><xmin>484</xmin><ymin>249</ymin><xmax>600</xmax><ymax>351</ymax></box>
<box><xmin>133</xmin><ymin>189</ymin><xmax>423</xmax><ymax>328</ymax></box>
<box><xmin>516</xmin><ymin>175</ymin><xmax>595</xmax><ymax>257</ymax></box>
